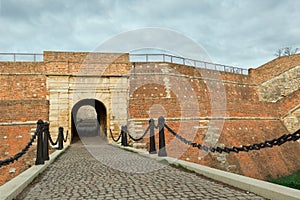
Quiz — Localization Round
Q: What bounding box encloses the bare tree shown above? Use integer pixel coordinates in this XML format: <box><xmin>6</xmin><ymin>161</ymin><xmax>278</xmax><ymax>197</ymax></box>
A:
<box><xmin>274</xmin><ymin>48</ymin><xmax>283</xmax><ymax>57</ymax></box>
<box><xmin>275</xmin><ymin>47</ymin><xmax>299</xmax><ymax>57</ymax></box>
<box><xmin>293</xmin><ymin>48</ymin><xmax>299</xmax><ymax>54</ymax></box>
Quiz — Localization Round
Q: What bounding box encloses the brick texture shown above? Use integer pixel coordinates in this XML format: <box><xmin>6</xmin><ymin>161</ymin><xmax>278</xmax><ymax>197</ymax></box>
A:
<box><xmin>0</xmin><ymin>52</ymin><xmax>299</xmax><ymax>186</ymax></box>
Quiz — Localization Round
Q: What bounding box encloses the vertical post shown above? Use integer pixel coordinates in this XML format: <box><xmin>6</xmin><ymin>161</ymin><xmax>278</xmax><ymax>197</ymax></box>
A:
<box><xmin>121</xmin><ymin>126</ymin><xmax>125</xmax><ymax>146</ymax></box>
<box><xmin>35</xmin><ymin>119</ymin><xmax>45</xmax><ymax>165</ymax></box>
<box><xmin>58</xmin><ymin>127</ymin><xmax>64</xmax><ymax>150</ymax></box>
<box><xmin>43</xmin><ymin>122</ymin><xmax>50</xmax><ymax>161</ymax></box>
<box><xmin>163</xmin><ymin>54</ymin><xmax>165</xmax><ymax>62</ymax></box>
<box><xmin>121</xmin><ymin>126</ymin><xmax>128</xmax><ymax>146</ymax></box>
<box><xmin>13</xmin><ymin>53</ymin><xmax>16</xmax><ymax>62</ymax></box>
<box><xmin>158</xmin><ymin>116</ymin><xmax>167</xmax><ymax>157</ymax></box>
<box><xmin>149</xmin><ymin>119</ymin><xmax>157</xmax><ymax>154</ymax></box>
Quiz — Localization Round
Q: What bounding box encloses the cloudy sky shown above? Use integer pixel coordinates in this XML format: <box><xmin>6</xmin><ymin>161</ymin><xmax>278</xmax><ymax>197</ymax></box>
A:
<box><xmin>0</xmin><ymin>0</ymin><xmax>299</xmax><ymax>69</ymax></box>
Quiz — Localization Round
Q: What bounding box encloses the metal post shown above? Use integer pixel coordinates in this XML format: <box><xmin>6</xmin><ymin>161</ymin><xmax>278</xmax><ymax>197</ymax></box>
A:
<box><xmin>163</xmin><ymin>54</ymin><xmax>165</xmax><ymax>62</ymax></box>
<box><xmin>121</xmin><ymin>126</ymin><xmax>125</xmax><ymax>146</ymax></box>
<box><xmin>35</xmin><ymin>120</ymin><xmax>45</xmax><ymax>165</ymax></box>
<box><xmin>58</xmin><ymin>127</ymin><xmax>64</xmax><ymax>150</ymax></box>
<box><xmin>13</xmin><ymin>53</ymin><xmax>16</xmax><ymax>62</ymax></box>
<box><xmin>121</xmin><ymin>126</ymin><xmax>129</xmax><ymax>146</ymax></box>
<box><xmin>158</xmin><ymin>116</ymin><xmax>167</xmax><ymax>157</ymax></box>
<box><xmin>43</xmin><ymin>122</ymin><xmax>50</xmax><ymax>161</ymax></box>
<box><xmin>149</xmin><ymin>119</ymin><xmax>157</xmax><ymax>154</ymax></box>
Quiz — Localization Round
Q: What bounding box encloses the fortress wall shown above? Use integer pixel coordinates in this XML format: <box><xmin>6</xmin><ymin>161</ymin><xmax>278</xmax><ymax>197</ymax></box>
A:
<box><xmin>0</xmin><ymin>62</ymin><xmax>48</xmax><ymax>186</ymax></box>
<box><xmin>0</xmin><ymin>52</ymin><xmax>299</xmax><ymax>185</ymax></box>
<box><xmin>249</xmin><ymin>53</ymin><xmax>300</xmax><ymax>84</ymax></box>
<box><xmin>0</xmin><ymin>125</ymin><xmax>37</xmax><ymax>185</ymax></box>
<box><xmin>43</xmin><ymin>51</ymin><xmax>131</xmax><ymax>75</ymax></box>
<box><xmin>128</xmin><ymin>61</ymin><xmax>300</xmax><ymax>180</ymax></box>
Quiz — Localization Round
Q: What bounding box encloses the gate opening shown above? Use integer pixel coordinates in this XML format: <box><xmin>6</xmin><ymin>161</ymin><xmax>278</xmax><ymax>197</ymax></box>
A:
<box><xmin>71</xmin><ymin>99</ymin><xmax>107</xmax><ymax>143</ymax></box>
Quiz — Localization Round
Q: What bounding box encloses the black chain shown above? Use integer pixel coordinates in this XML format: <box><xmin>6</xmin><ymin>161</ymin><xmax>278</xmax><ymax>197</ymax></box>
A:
<box><xmin>64</xmin><ymin>131</ymin><xmax>68</xmax><ymax>143</ymax></box>
<box><xmin>48</xmin><ymin>132</ymin><xmax>58</xmax><ymax>146</ymax></box>
<box><xmin>0</xmin><ymin>127</ymin><xmax>41</xmax><ymax>168</ymax></box>
<box><xmin>110</xmin><ymin>129</ymin><xmax>122</xmax><ymax>142</ymax></box>
<box><xmin>125</xmin><ymin>125</ymin><xmax>150</xmax><ymax>142</ymax></box>
<box><xmin>164</xmin><ymin>123</ymin><xmax>300</xmax><ymax>154</ymax></box>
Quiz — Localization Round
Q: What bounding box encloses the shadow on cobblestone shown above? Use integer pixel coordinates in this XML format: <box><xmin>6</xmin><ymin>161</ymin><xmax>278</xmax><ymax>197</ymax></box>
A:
<box><xmin>17</xmin><ymin>138</ymin><xmax>266</xmax><ymax>200</ymax></box>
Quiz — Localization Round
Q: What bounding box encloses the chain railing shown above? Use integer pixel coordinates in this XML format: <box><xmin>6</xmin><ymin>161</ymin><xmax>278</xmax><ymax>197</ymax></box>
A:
<box><xmin>130</xmin><ymin>54</ymin><xmax>248</xmax><ymax>75</ymax></box>
<box><xmin>110</xmin><ymin>119</ymin><xmax>157</xmax><ymax>154</ymax></box>
<box><xmin>0</xmin><ymin>53</ymin><xmax>43</xmax><ymax>62</ymax></box>
<box><xmin>0</xmin><ymin>120</ymin><xmax>68</xmax><ymax>168</ymax></box>
<box><xmin>113</xmin><ymin>116</ymin><xmax>300</xmax><ymax>157</ymax></box>
<box><xmin>0</xmin><ymin>120</ymin><xmax>42</xmax><ymax>167</ymax></box>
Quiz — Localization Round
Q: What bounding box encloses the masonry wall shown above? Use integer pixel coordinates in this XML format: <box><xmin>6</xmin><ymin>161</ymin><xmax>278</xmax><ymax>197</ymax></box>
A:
<box><xmin>0</xmin><ymin>52</ymin><xmax>299</xmax><ymax>186</ymax></box>
<box><xmin>0</xmin><ymin>62</ymin><xmax>48</xmax><ymax>185</ymax></box>
<box><xmin>128</xmin><ymin>58</ymin><xmax>300</xmax><ymax>180</ymax></box>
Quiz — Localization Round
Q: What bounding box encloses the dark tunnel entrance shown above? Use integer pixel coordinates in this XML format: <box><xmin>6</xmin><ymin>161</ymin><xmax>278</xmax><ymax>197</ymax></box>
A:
<box><xmin>71</xmin><ymin>99</ymin><xmax>107</xmax><ymax>143</ymax></box>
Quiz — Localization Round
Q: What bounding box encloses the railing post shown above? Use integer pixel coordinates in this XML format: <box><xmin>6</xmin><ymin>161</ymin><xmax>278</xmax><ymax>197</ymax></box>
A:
<box><xmin>158</xmin><ymin>116</ymin><xmax>167</xmax><ymax>157</ymax></box>
<box><xmin>149</xmin><ymin>119</ymin><xmax>157</xmax><ymax>154</ymax></box>
<box><xmin>35</xmin><ymin>119</ymin><xmax>45</xmax><ymax>165</ymax></box>
<box><xmin>121</xmin><ymin>126</ymin><xmax>129</xmax><ymax>146</ymax></box>
<box><xmin>58</xmin><ymin>127</ymin><xmax>64</xmax><ymax>150</ymax></box>
<box><xmin>43</xmin><ymin>122</ymin><xmax>50</xmax><ymax>161</ymax></box>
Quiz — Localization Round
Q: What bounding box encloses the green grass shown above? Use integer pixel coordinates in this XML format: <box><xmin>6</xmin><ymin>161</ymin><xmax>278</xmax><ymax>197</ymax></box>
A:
<box><xmin>270</xmin><ymin>170</ymin><xmax>300</xmax><ymax>190</ymax></box>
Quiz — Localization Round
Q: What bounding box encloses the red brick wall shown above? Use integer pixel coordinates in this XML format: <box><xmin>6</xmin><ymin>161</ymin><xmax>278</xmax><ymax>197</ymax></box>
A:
<box><xmin>128</xmin><ymin>60</ymin><xmax>300</xmax><ymax>180</ymax></box>
<box><xmin>0</xmin><ymin>62</ymin><xmax>48</xmax><ymax>186</ymax></box>
<box><xmin>249</xmin><ymin>54</ymin><xmax>300</xmax><ymax>84</ymax></box>
<box><xmin>0</xmin><ymin>51</ymin><xmax>299</xmax><ymax>185</ymax></box>
<box><xmin>44</xmin><ymin>51</ymin><xmax>131</xmax><ymax>75</ymax></box>
<box><xmin>0</xmin><ymin>125</ymin><xmax>37</xmax><ymax>185</ymax></box>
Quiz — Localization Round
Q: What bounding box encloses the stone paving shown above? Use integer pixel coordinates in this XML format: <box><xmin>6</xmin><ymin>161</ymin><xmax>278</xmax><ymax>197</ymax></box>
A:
<box><xmin>17</xmin><ymin>136</ymin><xmax>265</xmax><ymax>200</ymax></box>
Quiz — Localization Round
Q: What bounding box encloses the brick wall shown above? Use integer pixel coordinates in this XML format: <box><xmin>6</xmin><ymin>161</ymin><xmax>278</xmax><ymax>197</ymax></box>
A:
<box><xmin>0</xmin><ymin>62</ymin><xmax>48</xmax><ymax>186</ymax></box>
<box><xmin>0</xmin><ymin>125</ymin><xmax>37</xmax><ymax>185</ymax></box>
<box><xmin>0</xmin><ymin>51</ymin><xmax>299</xmax><ymax>185</ymax></box>
<box><xmin>128</xmin><ymin>59</ymin><xmax>300</xmax><ymax>180</ymax></box>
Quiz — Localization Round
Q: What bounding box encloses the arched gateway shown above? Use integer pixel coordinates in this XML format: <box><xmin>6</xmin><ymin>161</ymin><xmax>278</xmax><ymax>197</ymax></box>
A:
<box><xmin>71</xmin><ymin>99</ymin><xmax>107</xmax><ymax>143</ymax></box>
<box><xmin>46</xmin><ymin>52</ymin><xmax>131</xmax><ymax>143</ymax></box>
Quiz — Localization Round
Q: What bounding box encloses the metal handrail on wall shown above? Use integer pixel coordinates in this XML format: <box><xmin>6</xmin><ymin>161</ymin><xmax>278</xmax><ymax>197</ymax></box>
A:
<box><xmin>129</xmin><ymin>53</ymin><xmax>248</xmax><ymax>75</ymax></box>
<box><xmin>0</xmin><ymin>53</ymin><xmax>43</xmax><ymax>62</ymax></box>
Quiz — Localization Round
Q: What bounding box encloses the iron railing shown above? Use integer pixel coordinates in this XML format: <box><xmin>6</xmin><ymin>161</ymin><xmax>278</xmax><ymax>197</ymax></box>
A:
<box><xmin>0</xmin><ymin>52</ymin><xmax>248</xmax><ymax>75</ymax></box>
<box><xmin>0</xmin><ymin>53</ymin><xmax>43</xmax><ymax>62</ymax></box>
<box><xmin>130</xmin><ymin>54</ymin><xmax>248</xmax><ymax>75</ymax></box>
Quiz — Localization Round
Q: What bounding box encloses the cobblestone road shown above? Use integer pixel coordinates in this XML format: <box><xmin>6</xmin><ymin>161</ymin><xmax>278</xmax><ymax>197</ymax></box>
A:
<box><xmin>17</xmin><ymin>137</ymin><xmax>265</xmax><ymax>200</ymax></box>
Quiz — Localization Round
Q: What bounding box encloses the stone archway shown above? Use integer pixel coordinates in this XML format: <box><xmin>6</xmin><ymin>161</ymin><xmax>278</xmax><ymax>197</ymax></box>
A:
<box><xmin>71</xmin><ymin>99</ymin><xmax>107</xmax><ymax>143</ymax></box>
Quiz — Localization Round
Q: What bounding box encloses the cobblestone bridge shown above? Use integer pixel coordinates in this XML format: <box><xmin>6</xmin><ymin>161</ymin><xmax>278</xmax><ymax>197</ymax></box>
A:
<box><xmin>17</xmin><ymin>136</ymin><xmax>264</xmax><ymax>200</ymax></box>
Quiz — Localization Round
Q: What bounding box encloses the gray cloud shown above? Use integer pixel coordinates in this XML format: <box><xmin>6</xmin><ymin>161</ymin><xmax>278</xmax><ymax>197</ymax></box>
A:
<box><xmin>0</xmin><ymin>0</ymin><xmax>299</xmax><ymax>68</ymax></box>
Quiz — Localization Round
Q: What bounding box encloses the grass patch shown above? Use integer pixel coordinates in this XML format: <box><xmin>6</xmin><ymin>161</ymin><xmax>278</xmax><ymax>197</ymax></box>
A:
<box><xmin>269</xmin><ymin>170</ymin><xmax>300</xmax><ymax>190</ymax></box>
<box><xmin>159</xmin><ymin>159</ymin><xmax>169</xmax><ymax>164</ymax></box>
